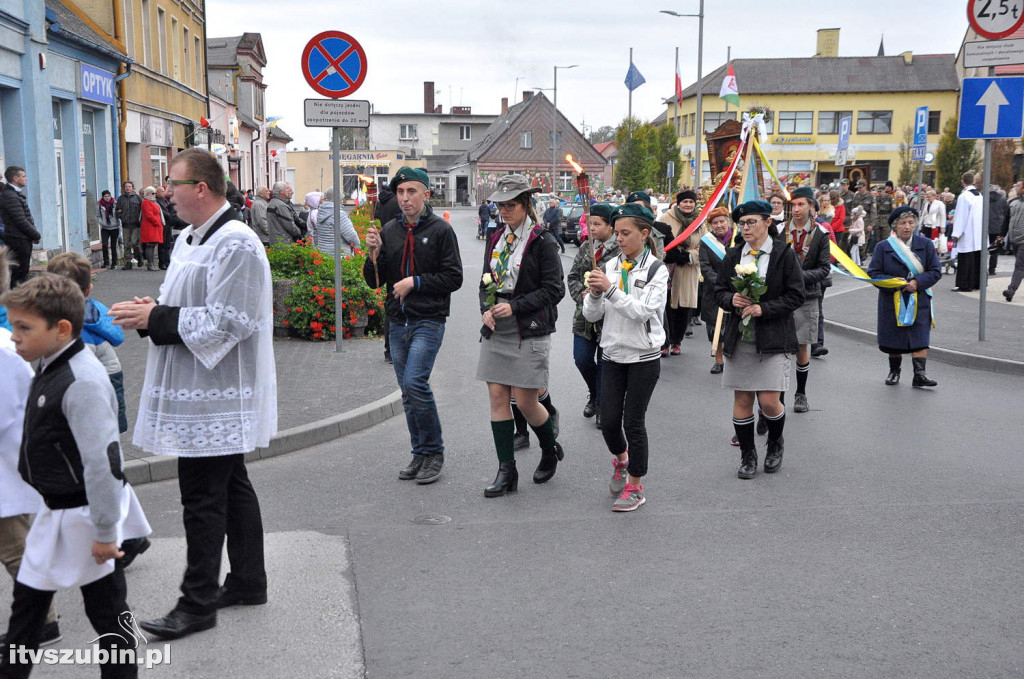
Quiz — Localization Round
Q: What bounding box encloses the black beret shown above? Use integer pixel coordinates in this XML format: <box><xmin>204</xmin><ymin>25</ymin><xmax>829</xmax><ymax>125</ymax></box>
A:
<box><xmin>730</xmin><ymin>200</ymin><xmax>773</xmax><ymax>223</ymax></box>
<box><xmin>888</xmin><ymin>205</ymin><xmax>919</xmax><ymax>227</ymax></box>
<box><xmin>611</xmin><ymin>202</ymin><xmax>654</xmax><ymax>226</ymax></box>
<box><xmin>590</xmin><ymin>203</ymin><xmax>615</xmax><ymax>222</ymax></box>
<box><xmin>676</xmin><ymin>190</ymin><xmax>698</xmax><ymax>202</ymax></box>
<box><xmin>626</xmin><ymin>191</ymin><xmax>652</xmax><ymax>205</ymax></box>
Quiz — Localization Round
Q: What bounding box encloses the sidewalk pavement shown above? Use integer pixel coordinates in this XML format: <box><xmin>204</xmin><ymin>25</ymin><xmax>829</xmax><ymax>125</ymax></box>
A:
<box><xmin>823</xmin><ymin>252</ymin><xmax>1024</xmax><ymax>374</ymax></box>
<box><xmin>88</xmin><ymin>266</ymin><xmax>401</xmax><ymax>485</ymax></box>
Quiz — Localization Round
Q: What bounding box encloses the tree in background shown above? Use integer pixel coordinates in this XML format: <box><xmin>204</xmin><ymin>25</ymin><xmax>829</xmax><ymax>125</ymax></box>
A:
<box><xmin>897</xmin><ymin>125</ymin><xmax>921</xmax><ymax>187</ymax></box>
<box><xmin>935</xmin><ymin>116</ymin><xmax>980</xmax><ymax>194</ymax></box>
<box><xmin>590</xmin><ymin>125</ymin><xmax>616</xmax><ymax>144</ymax></box>
<box><xmin>614</xmin><ymin>117</ymin><xmax>647</xmax><ymax>191</ymax></box>
<box><xmin>989</xmin><ymin>139</ymin><xmax>1017</xmax><ymax>190</ymax></box>
<box><xmin>654</xmin><ymin>124</ymin><xmax>683</xmax><ymax>194</ymax></box>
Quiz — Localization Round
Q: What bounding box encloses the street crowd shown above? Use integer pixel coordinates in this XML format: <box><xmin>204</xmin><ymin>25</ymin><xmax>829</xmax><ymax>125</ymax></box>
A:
<box><xmin>0</xmin><ymin>146</ymin><xmax>1021</xmax><ymax>676</ymax></box>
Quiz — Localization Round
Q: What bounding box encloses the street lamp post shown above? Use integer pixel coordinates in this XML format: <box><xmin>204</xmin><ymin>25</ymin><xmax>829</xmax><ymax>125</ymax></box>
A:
<box><xmin>553</xmin><ymin>64</ymin><xmax>578</xmax><ymax>194</ymax></box>
<box><xmin>662</xmin><ymin>3</ymin><xmax>704</xmax><ymax>189</ymax></box>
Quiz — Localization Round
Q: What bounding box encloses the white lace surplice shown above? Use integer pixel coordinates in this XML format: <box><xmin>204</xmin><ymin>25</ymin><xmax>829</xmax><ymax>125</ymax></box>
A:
<box><xmin>134</xmin><ymin>220</ymin><xmax>278</xmax><ymax>457</ymax></box>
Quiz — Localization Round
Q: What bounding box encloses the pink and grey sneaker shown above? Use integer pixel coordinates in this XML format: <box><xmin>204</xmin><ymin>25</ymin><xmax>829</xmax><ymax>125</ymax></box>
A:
<box><xmin>609</xmin><ymin>458</ymin><xmax>629</xmax><ymax>496</ymax></box>
<box><xmin>612</xmin><ymin>483</ymin><xmax>645</xmax><ymax>512</ymax></box>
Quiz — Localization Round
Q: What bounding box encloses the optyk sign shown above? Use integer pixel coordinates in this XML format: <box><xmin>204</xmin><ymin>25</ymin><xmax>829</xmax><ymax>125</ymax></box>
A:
<box><xmin>79</xmin><ymin>64</ymin><xmax>115</xmax><ymax>106</ymax></box>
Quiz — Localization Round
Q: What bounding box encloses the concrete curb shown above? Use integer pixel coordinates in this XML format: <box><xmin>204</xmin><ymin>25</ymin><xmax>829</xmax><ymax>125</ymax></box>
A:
<box><xmin>123</xmin><ymin>388</ymin><xmax>404</xmax><ymax>486</ymax></box>
<box><xmin>824</xmin><ymin>319</ymin><xmax>1024</xmax><ymax>376</ymax></box>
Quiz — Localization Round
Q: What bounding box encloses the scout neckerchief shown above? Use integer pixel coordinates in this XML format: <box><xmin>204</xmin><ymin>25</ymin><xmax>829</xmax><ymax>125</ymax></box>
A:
<box><xmin>492</xmin><ymin>223</ymin><xmax>527</xmax><ymax>289</ymax></box>
<box><xmin>618</xmin><ymin>247</ymin><xmax>649</xmax><ymax>293</ymax></box>
<box><xmin>887</xmin><ymin>233</ymin><xmax>937</xmax><ymax>328</ymax></box>
<box><xmin>401</xmin><ymin>221</ymin><xmax>417</xmax><ymax>277</ymax></box>
<box><xmin>790</xmin><ymin>220</ymin><xmax>811</xmax><ymax>259</ymax></box>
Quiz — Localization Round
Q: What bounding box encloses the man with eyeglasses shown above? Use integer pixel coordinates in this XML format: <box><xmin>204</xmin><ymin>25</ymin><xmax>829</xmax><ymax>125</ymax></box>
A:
<box><xmin>779</xmin><ymin>186</ymin><xmax>831</xmax><ymax>415</ymax></box>
<box><xmin>109</xmin><ymin>148</ymin><xmax>276</xmax><ymax>640</ymax></box>
<box><xmin>364</xmin><ymin>167</ymin><xmax>463</xmax><ymax>485</ymax></box>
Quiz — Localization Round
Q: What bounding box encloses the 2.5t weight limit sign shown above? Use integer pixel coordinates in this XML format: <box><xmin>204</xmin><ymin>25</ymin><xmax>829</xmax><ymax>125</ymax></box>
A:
<box><xmin>301</xmin><ymin>31</ymin><xmax>367</xmax><ymax>98</ymax></box>
<box><xmin>968</xmin><ymin>0</ymin><xmax>1024</xmax><ymax>40</ymax></box>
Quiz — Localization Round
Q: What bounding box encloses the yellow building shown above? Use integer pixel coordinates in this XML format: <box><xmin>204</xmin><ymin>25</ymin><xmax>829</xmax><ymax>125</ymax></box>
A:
<box><xmin>666</xmin><ymin>29</ymin><xmax>959</xmax><ymax>188</ymax></box>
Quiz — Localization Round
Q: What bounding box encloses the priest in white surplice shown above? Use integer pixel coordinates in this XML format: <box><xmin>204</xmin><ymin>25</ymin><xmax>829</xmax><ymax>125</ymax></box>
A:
<box><xmin>109</xmin><ymin>148</ymin><xmax>276</xmax><ymax>640</ymax></box>
<box><xmin>950</xmin><ymin>170</ymin><xmax>985</xmax><ymax>292</ymax></box>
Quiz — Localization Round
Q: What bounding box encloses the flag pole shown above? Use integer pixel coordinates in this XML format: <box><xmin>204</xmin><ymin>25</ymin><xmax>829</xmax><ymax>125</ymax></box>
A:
<box><xmin>628</xmin><ymin>47</ymin><xmax>633</xmax><ymax>120</ymax></box>
<box><xmin>675</xmin><ymin>47</ymin><xmax>681</xmax><ymax>139</ymax></box>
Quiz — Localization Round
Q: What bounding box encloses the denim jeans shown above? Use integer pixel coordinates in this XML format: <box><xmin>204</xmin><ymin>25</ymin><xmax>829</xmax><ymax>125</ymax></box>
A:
<box><xmin>573</xmin><ymin>334</ymin><xmax>601</xmax><ymax>402</ymax></box>
<box><xmin>389</xmin><ymin>319</ymin><xmax>446</xmax><ymax>456</ymax></box>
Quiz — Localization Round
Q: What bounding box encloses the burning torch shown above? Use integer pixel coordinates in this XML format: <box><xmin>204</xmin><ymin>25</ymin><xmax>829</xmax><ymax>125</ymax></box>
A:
<box><xmin>359</xmin><ymin>175</ymin><xmax>381</xmax><ymax>289</ymax></box>
<box><xmin>565</xmin><ymin>154</ymin><xmax>595</xmax><ymax>269</ymax></box>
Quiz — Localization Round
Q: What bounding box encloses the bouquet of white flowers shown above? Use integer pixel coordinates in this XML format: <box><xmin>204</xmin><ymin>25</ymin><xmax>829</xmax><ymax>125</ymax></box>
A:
<box><xmin>482</xmin><ymin>272</ymin><xmax>498</xmax><ymax>308</ymax></box>
<box><xmin>732</xmin><ymin>261</ymin><xmax>767</xmax><ymax>341</ymax></box>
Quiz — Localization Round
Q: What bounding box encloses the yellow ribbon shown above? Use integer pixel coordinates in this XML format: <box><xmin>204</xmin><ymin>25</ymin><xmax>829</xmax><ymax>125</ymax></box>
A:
<box><xmin>752</xmin><ymin>137</ymin><xmax>791</xmax><ymax>201</ymax></box>
<box><xmin>829</xmin><ymin>241</ymin><xmax>906</xmax><ymax>289</ymax></box>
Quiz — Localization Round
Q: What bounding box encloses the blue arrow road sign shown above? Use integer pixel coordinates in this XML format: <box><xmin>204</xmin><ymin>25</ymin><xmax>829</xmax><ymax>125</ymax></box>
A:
<box><xmin>958</xmin><ymin>77</ymin><xmax>1024</xmax><ymax>139</ymax></box>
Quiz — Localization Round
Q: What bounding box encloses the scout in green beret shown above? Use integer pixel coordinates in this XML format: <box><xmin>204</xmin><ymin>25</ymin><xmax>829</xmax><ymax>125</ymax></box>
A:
<box><xmin>388</xmin><ymin>166</ymin><xmax>430</xmax><ymax>192</ymax></box>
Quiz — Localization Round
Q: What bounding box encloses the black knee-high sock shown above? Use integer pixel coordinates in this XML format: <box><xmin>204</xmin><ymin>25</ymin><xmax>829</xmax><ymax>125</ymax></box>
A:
<box><xmin>510</xmin><ymin>398</ymin><xmax>528</xmax><ymax>435</ymax></box>
<box><xmin>889</xmin><ymin>355</ymin><xmax>902</xmax><ymax>372</ymax></box>
<box><xmin>538</xmin><ymin>390</ymin><xmax>556</xmax><ymax>417</ymax></box>
<box><xmin>764</xmin><ymin>408</ymin><xmax>785</xmax><ymax>443</ymax></box>
<box><xmin>491</xmin><ymin>420</ymin><xmax>515</xmax><ymax>462</ymax></box>
<box><xmin>796</xmin><ymin>362</ymin><xmax>809</xmax><ymax>395</ymax></box>
<box><xmin>732</xmin><ymin>415</ymin><xmax>756</xmax><ymax>451</ymax></box>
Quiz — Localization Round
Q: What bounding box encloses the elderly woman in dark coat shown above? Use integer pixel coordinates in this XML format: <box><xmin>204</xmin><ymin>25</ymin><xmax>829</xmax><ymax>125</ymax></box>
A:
<box><xmin>866</xmin><ymin>205</ymin><xmax>942</xmax><ymax>387</ymax></box>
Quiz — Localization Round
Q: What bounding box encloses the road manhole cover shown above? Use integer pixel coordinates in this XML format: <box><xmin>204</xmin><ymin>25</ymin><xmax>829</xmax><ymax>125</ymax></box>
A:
<box><xmin>412</xmin><ymin>514</ymin><xmax>451</xmax><ymax>525</ymax></box>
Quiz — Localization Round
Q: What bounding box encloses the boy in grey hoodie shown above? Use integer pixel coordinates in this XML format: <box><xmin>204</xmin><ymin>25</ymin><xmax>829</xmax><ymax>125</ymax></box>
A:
<box><xmin>0</xmin><ymin>274</ymin><xmax>149</xmax><ymax>678</ymax></box>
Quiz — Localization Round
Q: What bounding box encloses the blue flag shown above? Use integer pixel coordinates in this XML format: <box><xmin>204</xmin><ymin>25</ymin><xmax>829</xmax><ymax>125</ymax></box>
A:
<box><xmin>624</xmin><ymin>61</ymin><xmax>646</xmax><ymax>92</ymax></box>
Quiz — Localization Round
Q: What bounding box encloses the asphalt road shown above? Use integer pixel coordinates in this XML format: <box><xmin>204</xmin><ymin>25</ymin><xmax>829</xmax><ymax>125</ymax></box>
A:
<box><xmin>19</xmin><ymin>208</ymin><xmax>1023</xmax><ymax>678</ymax></box>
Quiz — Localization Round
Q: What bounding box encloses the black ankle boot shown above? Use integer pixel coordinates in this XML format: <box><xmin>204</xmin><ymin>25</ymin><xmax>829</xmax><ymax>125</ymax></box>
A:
<box><xmin>885</xmin><ymin>355</ymin><xmax>902</xmax><ymax>386</ymax></box>
<box><xmin>737</xmin><ymin>448</ymin><xmax>757</xmax><ymax>479</ymax></box>
<box><xmin>912</xmin><ymin>357</ymin><xmax>937</xmax><ymax>387</ymax></box>
<box><xmin>485</xmin><ymin>461</ymin><xmax>518</xmax><ymax>497</ymax></box>
<box><xmin>764</xmin><ymin>437</ymin><xmax>784</xmax><ymax>473</ymax></box>
<box><xmin>533</xmin><ymin>443</ymin><xmax>564</xmax><ymax>484</ymax></box>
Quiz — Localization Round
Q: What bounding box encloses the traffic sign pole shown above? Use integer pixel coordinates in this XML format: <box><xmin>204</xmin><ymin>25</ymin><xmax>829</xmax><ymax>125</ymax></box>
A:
<box><xmin>980</xmin><ymin>139</ymin><xmax>991</xmax><ymax>341</ymax></box>
<box><xmin>333</xmin><ymin>127</ymin><xmax>344</xmax><ymax>353</ymax></box>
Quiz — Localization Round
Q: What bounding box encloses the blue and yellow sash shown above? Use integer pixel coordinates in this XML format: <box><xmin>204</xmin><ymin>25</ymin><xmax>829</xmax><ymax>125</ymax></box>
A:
<box><xmin>700</xmin><ymin>232</ymin><xmax>727</xmax><ymax>261</ymax></box>
<box><xmin>887</xmin><ymin>235</ymin><xmax>936</xmax><ymax>328</ymax></box>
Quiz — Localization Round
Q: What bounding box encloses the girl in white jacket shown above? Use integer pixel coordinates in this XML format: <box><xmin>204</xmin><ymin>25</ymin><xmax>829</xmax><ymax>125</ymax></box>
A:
<box><xmin>584</xmin><ymin>203</ymin><xmax>668</xmax><ymax>512</ymax></box>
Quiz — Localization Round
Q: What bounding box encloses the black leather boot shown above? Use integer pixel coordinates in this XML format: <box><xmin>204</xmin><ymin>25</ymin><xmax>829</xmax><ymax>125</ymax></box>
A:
<box><xmin>533</xmin><ymin>443</ymin><xmax>564</xmax><ymax>484</ymax></box>
<box><xmin>737</xmin><ymin>448</ymin><xmax>757</xmax><ymax>479</ymax></box>
<box><xmin>912</xmin><ymin>357</ymin><xmax>937</xmax><ymax>387</ymax></box>
<box><xmin>764</xmin><ymin>437</ymin><xmax>784</xmax><ymax>473</ymax></box>
<box><xmin>885</xmin><ymin>355</ymin><xmax>902</xmax><ymax>386</ymax></box>
<box><xmin>484</xmin><ymin>461</ymin><xmax>518</xmax><ymax>497</ymax></box>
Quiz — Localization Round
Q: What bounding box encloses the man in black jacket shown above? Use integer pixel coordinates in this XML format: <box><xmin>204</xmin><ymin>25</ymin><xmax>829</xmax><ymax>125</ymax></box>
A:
<box><xmin>375</xmin><ymin>182</ymin><xmax>402</xmax><ymax>363</ymax></box>
<box><xmin>0</xmin><ymin>166</ymin><xmax>41</xmax><ymax>288</ymax></box>
<box><xmin>780</xmin><ymin>186</ymin><xmax>831</xmax><ymax>414</ymax></box>
<box><xmin>988</xmin><ymin>184</ymin><xmax>1010</xmax><ymax>275</ymax></box>
<box><xmin>115</xmin><ymin>181</ymin><xmax>143</xmax><ymax>270</ymax></box>
<box><xmin>364</xmin><ymin>167</ymin><xmax>463</xmax><ymax>485</ymax></box>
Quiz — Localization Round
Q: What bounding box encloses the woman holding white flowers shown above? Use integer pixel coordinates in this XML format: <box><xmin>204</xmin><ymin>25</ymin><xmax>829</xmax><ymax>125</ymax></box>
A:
<box><xmin>714</xmin><ymin>200</ymin><xmax>805</xmax><ymax>480</ymax></box>
<box><xmin>477</xmin><ymin>175</ymin><xmax>566</xmax><ymax>497</ymax></box>
<box><xmin>584</xmin><ymin>203</ymin><xmax>668</xmax><ymax>512</ymax></box>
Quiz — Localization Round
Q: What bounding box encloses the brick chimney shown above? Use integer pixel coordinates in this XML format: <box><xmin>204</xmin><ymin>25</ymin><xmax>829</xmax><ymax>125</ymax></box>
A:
<box><xmin>501</xmin><ymin>97</ymin><xmax>509</xmax><ymax>115</ymax></box>
<box><xmin>424</xmin><ymin>81</ymin><xmax>435</xmax><ymax>114</ymax></box>
<box><xmin>522</xmin><ymin>90</ymin><xmax>533</xmax><ymax>102</ymax></box>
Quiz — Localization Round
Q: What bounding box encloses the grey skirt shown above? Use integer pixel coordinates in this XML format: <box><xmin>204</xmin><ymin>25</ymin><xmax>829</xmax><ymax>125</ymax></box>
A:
<box><xmin>476</xmin><ymin>316</ymin><xmax>551</xmax><ymax>389</ymax></box>
<box><xmin>721</xmin><ymin>338</ymin><xmax>791</xmax><ymax>392</ymax></box>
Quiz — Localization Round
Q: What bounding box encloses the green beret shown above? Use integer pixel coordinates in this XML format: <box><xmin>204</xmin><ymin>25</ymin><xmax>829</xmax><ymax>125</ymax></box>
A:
<box><xmin>730</xmin><ymin>200</ymin><xmax>773</xmax><ymax>224</ymax></box>
<box><xmin>389</xmin><ymin>166</ymin><xmax>430</xmax><ymax>191</ymax></box>
<box><xmin>611</xmin><ymin>202</ymin><xmax>654</xmax><ymax>226</ymax></box>
<box><xmin>888</xmin><ymin>205</ymin><xmax>919</xmax><ymax>226</ymax></box>
<box><xmin>789</xmin><ymin>186</ymin><xmax>814</xmax><ymax>202</ymax></box>
<box><xmin>626</xmin><ymin>191</ymin><xmax>652</xmax><ymax>205</ymax></box>
<box><xmin>590</xmin><ymin>203</ymin><xmax>615</xmax><ymax>222</ymax></box>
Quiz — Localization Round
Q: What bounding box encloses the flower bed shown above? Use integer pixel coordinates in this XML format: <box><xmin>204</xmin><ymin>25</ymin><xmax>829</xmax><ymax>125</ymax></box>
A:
<box><xmin>267</xmin><ymin>207</ymin><xmax>385</xmax><ymax>340</ymax></box>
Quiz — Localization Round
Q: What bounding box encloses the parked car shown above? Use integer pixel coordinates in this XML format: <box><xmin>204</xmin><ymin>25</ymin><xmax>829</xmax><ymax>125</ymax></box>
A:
<box><xmin>560</xmin><ymin>203</ymin><xmax>585</xmax><ymax>245</ymax></box>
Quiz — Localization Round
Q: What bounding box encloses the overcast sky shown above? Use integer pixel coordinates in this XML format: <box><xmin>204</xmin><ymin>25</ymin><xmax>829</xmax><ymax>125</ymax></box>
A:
<box><xmin>206</xmin><ymin>0</ymin><xmax>970</xmax><ymax>151</ymax></box>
